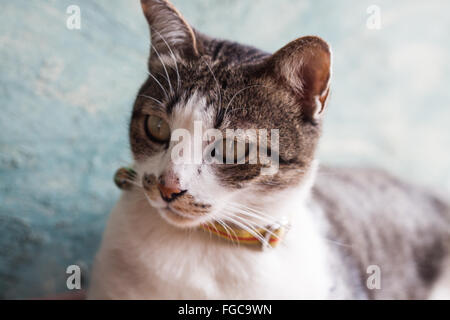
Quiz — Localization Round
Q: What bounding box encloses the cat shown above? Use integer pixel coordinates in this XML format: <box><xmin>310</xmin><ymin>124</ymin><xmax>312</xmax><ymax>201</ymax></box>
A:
<box><xmin>88</xmin><ymin>0</ymin><xmax>450</xmax><ymax>299</ymax></box>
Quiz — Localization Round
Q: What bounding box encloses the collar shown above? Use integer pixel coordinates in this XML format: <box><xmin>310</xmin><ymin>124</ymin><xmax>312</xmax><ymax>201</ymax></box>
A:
<box><xmin>114</xmin><ymin>167</ymin><xmax>289</xmax><ymax>249</ymax></box>
<box><xmin>200</xmin><ymin>219</ymin><xmax>289</xmax><ymax>249</ymax></box>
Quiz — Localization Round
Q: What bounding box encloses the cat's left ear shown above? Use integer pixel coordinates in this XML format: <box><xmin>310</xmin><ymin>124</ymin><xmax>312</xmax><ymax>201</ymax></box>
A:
<box><xmin>267</xmin><ymin>36</ymin><xmax>332</xmax><ymax>123</ymax></box>
<box><xmin>141</xmin><ymin>0</ymin><xmax>202</xmax><ymax>65</ymax></box>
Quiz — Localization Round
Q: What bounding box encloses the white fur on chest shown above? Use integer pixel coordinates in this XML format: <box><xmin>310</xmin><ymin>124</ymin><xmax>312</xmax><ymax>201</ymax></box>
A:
<box><xmin>88</xmin><ymin>190</ymin><xmax>335</xmax><ymax>299</ymax></box>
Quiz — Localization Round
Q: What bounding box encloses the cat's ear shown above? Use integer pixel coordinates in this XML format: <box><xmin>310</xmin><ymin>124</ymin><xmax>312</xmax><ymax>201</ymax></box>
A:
<box><xmin>140</xmin><ymin>0</ymin><xmax>201</xmax><ymax>63</ymax></box>
<box><xmin>267</xmin><ymin>36</ymin><xmax>331</xmax><ymax>123</ymax></box>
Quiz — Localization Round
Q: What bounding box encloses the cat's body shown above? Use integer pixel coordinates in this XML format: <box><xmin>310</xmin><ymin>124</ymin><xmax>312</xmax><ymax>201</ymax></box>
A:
<box><xmin>89</xmin><ymin>166</ymin><xmax>449</xmax><ymax>299</ymax></box>
<box><xmin>88</xmin><ymin>0</ymin><xmax>450</xmax><ymax>299</ymax></box>
<box><xmin>89</xmin><ymin>165</ymin><xmax>335</xmax><ymax>299</ymax></box>
<box><xmin>314</xmin><ymin>167</ymin><xmax>450</xmax><ymax>299</ymax></box>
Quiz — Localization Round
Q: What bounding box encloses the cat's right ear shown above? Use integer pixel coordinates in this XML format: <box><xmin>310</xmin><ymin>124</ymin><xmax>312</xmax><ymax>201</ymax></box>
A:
<box><xmin>141</xmin><ymin>0</ymin><xmax>201</xmax><ymax>65</ymax></box>
<box><xmin>266</xmin><ymin>36</ymin><xmax>332</xmax><ymax>124</ymax></box>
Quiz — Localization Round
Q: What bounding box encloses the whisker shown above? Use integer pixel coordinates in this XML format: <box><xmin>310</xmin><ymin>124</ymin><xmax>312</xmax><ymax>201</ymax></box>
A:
<box><xmin>151</xmin><ymin>28</ymin><xmax>181</xmax><ymax>90</ymax></box>
<box><xmin>227</xmin><ymin>212</ymin><xmax>281</xmax><ymax>241</ymax></box>
<box><xmin>324</xmin><ymin>238</ymin><xmax>353</xmax><ymax>248</ymax></box>
<box><xmin>228</xmin><ymin>202</ymin><xmax>279</xmax><ymax>224</ymax></box>
<box><xmin>142</xmin><ymin>191</ymin><xmax>153</xmax><ymax>207</ymax></box>
<box><xmin>208</xmin><ymin>221</ymin><xmax>221</xmax><ymax>241</ymax></box>
<box><xmin>215</xmin><ymin>219</ymin><xmax>239</xmax><ymax>247</ymax></box>
<box><xmin>223</xmin><ymin>201</ymin><xmax>353</xmax><ymax>248</ymax></box>
<box><xmin>225</xmin><ymin>203</ymin><xmax>277</xmax><ymax>226</ymax></box>
<box><xmin>202</xmin><ymin>57</ymin><xmax>222</xmax><ymax>109</ymax></box>
<box><xmin>220</xmin><ymin>219</ymin><xmax>240</xmax><ymax>246</ymax></box>
<box><xmin>223</xmin><ymin>204</ymin><xmax>282</xmax><ymax>240</ymax></box>
<box><xmin>146</xmin><ymin>70</ymin><xmax>169</xmax><ymax>100</ymax></box>
<box><xmin>203</xmin><ymin>222</ymin><xmax>213</xmax><ymax>241</ymax></box>
<box><xmin>127</xmin><ymin>180</ymin><xmax>143</xmax><ymax>189</ymax></box>
<box><xmin>151</xmin><ymin>44</ymin><xmax>173</xmax><ymax>95</ymax></box>
<box><xmin>221</xmin><ymin>214</ymin><xmax>267</xmax><ymax>245</ymax></box>
<box><xmin>138</xmin><ymin>94</ymin><xmax>163</xmax><ymax>106</ymax></box>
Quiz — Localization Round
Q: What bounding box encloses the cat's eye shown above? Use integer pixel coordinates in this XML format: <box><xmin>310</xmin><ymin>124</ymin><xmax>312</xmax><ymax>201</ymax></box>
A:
<box><xmin>145</xmin><ymin>115</ymin><xmax>171</xmax><ymax>143</ymax></box>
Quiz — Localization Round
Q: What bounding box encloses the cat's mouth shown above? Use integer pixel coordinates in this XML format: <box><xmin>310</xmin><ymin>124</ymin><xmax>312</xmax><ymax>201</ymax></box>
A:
<box><xmin>144</xmin><ymin>189</ymin><xmax>212</xmax><ymax>227</ymax></box>
<box><xmin>141</xmin><ymin>173</ymin><xmax>212</xmax><ymax>227</ymax></box>
<box><xmin>158</xmin><ymin>204</ymin><xmax>211</xmax><ymax>228</ymax></box>
<box><xmin>161</xmin><ymin>206</ymin><xmax>195</xmax><ymax>221</ymax></box>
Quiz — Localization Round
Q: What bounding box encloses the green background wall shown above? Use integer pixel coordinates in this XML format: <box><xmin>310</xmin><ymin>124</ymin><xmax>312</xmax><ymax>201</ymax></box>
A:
<box><xmin>1</xmin><ymin>0</ymin><xmax>449</xmax><ymax>298</ymax></box>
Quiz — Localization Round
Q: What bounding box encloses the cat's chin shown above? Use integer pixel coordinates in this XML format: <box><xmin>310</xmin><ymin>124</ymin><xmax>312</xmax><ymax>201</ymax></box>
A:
<box><xmin>157</xmin><ymin>206</ymin><xmax>206</xmax><ymax>228</ymax></box>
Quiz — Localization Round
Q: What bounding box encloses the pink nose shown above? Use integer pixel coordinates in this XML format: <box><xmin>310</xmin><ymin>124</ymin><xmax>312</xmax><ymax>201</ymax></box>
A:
<box><xmin>157</xmin><ymin>171</ymin><xmax>184</xmax><ymax>201</ymax></box>
<box><xmin>157</xmin><ymin>184</ymin><xmax>182</xmax><ymax>200</ymax></box>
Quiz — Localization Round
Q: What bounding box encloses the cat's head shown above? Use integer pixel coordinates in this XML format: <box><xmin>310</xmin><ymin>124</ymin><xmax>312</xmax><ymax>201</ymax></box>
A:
<box><xmin>130</xmin><ymin>0</ymin><xmax>331</xmax><ymax>228</ymax></box>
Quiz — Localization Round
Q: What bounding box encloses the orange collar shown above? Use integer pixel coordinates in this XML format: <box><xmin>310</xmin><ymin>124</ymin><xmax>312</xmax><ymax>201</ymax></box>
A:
<box><xmin>200</xmin><ymin>219</ymin><xmax>289</xmax><ymax>249</ymax></box>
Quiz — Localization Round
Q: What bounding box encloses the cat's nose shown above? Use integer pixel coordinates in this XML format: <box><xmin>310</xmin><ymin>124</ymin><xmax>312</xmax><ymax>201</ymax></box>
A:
<box><xmin>157</xmin><ymin>173</ymin><xmax>185</xmax><ymax>202</ymax></box>
<box><xmin>157</xmin><ymin>184</ymin><xmax>186</xmax><ymax>202</ymax></box>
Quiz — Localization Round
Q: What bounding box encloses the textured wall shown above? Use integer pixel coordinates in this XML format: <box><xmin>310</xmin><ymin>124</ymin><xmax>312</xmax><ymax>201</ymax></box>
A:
<box><xmin>0</xmin><ymin>0</ymin><xmax>449</xmax><ymax>298</ymax></box>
